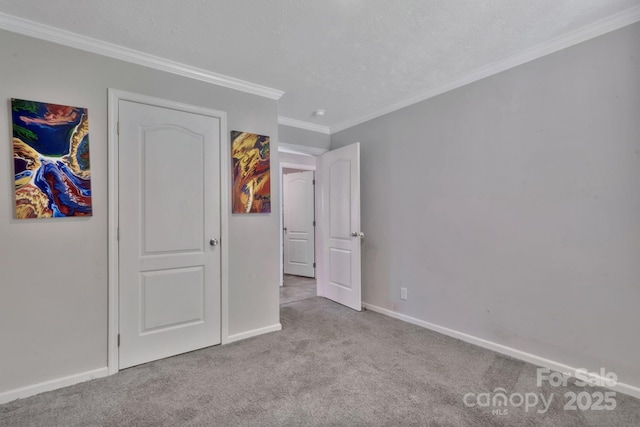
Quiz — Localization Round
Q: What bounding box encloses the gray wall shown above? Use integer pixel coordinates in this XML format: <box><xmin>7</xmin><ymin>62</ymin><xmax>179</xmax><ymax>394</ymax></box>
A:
<box><xmin>279</xmin><ymin>124</ymin><xmax>330</xmax><ymax>150</ymax></box>
<box><xmin>332</xmin><ymin>23</ymin><xmax>640</xmax><ymax>388</ymax></box>
<box><xmin>0</xmin><ymin>30</ymin><xmax>280</xmax><ymax>393</ymax></box>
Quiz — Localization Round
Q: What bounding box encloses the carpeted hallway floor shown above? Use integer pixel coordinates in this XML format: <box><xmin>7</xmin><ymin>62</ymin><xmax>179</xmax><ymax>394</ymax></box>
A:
<box><xmin>1</xmin><ymin>297</ymin><xmax>639</xmax><ymax>426</ymax></box>
<box><xmin>280</xmin><ymin>274</ymin><xmax>316</xmax><ymax>305</ymax></box>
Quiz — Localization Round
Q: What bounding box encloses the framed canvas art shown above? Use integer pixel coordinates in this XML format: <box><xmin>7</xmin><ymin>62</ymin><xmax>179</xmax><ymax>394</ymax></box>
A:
<box><xmin>12</xmin><ymin>98</ymin><xmax>92</xmax><ymax>218</ymax></box>
<box><xmin>230</xmin><ymin>131</ymin><xmax>271</xmax><ymax>213</ymax></box>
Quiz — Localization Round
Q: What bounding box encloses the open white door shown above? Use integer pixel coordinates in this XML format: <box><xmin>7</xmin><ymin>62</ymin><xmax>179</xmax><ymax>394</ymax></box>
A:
<box><xmin>118</xmin><ymin>100</ymin><xmax>221</xmax><ymax>369</ymax></box>
<box><xmin>283</xmin><ymin>171</ymin><xmax>315</xmax><ymax>277</ymax></box>
<box><xmin>317</xmin><ymin>143</ymin><xmax>362</xmax><ymax>311</ymax></box>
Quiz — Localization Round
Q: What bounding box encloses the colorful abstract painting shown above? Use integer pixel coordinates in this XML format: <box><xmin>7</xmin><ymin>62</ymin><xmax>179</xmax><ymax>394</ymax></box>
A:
<box><xmin>11</xmin><ymin>99</ymin><xmax>92</xmax><ymax>218</ymax></box>
<box><xmin>231</xmin><ymin>131</ymin><xmax>271</xmax><ymax>213</ymax></box>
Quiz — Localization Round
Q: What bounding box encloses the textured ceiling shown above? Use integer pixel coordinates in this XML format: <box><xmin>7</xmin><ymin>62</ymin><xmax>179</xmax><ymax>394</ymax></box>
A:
<box><xmin>0</xmin><ymin>0</ymin><xmax>639</xmax><ymax>131</ymax></box>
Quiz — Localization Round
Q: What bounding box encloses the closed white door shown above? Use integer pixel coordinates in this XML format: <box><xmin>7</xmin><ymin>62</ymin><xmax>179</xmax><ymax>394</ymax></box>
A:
<box><xmin>317</xmin><ymin>143</ymin><xmax>362</xmax><ymax>311</ymax></box>
<box><xmin>118</xmin><ymin>100</ymin><xmax>221</xmax><ymax>369</ymax></box>
<box><xmin>283</xmin><ymin>171</ymin><xmax>315</xmax><ymax>277</ymax></box>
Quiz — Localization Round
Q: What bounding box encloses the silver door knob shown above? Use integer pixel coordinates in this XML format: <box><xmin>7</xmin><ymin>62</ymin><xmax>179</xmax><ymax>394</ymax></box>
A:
<box><xmin>210</xmin><ymin>238</ymin><xmax>219</xmax><ymax>247</ymax></box>
<box><xmin>351</xmin><ymin>231</ymin><xmax>364</xmax><ymax>238</ymax></box>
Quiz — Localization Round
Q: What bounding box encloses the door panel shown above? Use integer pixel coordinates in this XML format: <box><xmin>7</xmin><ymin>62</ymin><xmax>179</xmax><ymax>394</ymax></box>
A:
<box><xmin>283</xmin><ymin>171</ymin><xmax>315</xmax><ymax>277</ymax></box>
<box><xmin>142</xmin><ymin>127</ymin><xmax>204</xmax><ymax>254</ymax></box>
<box><xmin>318</xmin><ymin>143</ymin><xmax>361</xmax><ymax>311</ymax></box>
<box><xmin>329</xmin><ymin>248</ymin><xmax>352</xmax><ymax>289</ymax></box>
<box><xmin>119</xmin><ymin>100</ymin><xmax>221</xmax><ymax>369</ymax></box>
<box><xmin>141</xmin><ymin>267</ymin><xmax>204</xmax><ymax>332</ymax></box>
<box><xmin>288</xmin><ymin>239</ymin><xmax>309</xmax><ymax>264</ymax></box>
<box><xmin>329</xmin><ymin>161</ymin><xmax>351</xmax><ymax>239</ymax></box>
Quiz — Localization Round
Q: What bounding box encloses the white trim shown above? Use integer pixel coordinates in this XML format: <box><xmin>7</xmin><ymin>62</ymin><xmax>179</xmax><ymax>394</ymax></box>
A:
<box><xmin>331</xmin><ymin>5</ymin><xmax>640</xmax><ymax>133</ymax></box>
<box><xmin>107</xmin><ymin>90</ymin><xmax>119</xmax><ymax>375</ymax></box>
<box><xmin>279</xmin><ymin>162</ymin><xmax>316</xmax><ymax>172</ymax></box>
<box><xmin>226</xmin><ymin>324</ymin><xmax>282</xmax><ymax>344</ymax></box>
<box><xmin>0</xmin><ymin>12</ymin><xmax>283</xmax><ymax>100</ymax></box>
<box><xmin>279</xmin><ymin>162</ymin><xmax>317</xmax><ymax>287</ymax></box>
<box><xmin>219</xmin><ymin>111</ymin><xmax>231</xmax><ymax>346</ymax></box>
<box><xmin>278</xmin><ymin>142</ymin><xmax>327</xmax><ymax>156</ymax></box>
<box><xmin>278</xmin><ymin>116</ymin><xmax>331</xmax><ymax>135</ymax></box>
<box><xmin>278</xmin><ymin>145</ymin><xmax>314</xmax><ymax>157</ymax></box>
<box><xmin>0</xmin><ymin>367</ymin><xmax>108</xmax><ymax>404</ymax></box>
<box><xmin>363</xmin><ymin>303</ymin><xmax>640</xmax><ymax>399</ymax></box>
<box><xmin>107</xmin><ymin>89</ymin><xmax>230</xmax><ymax>370</ymax></box>
<box><xmin>1</xmin><ymin>6</ymin><xmax>637</xmax><ymax>131</ymax></box>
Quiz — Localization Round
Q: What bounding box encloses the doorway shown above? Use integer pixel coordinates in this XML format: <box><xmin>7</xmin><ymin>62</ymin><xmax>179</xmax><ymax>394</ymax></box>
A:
<box><xmin>107</xmin><ymin>89</ymin><xmax>230</xmax><ymax>374</ymax></box>
<box><xmin>278</xmin><ymin>142</ymin><xmax>363</xmax><ymax>310</ymax></box>
<box><xmin>283</xmin><ymin>169</ymin><xmax>315</xmax><ymax>277</ymax></box>
<box><xmin>280</xmin><ymin>160</ymin><xmax>317</xmax><ymax>305</ymax></box>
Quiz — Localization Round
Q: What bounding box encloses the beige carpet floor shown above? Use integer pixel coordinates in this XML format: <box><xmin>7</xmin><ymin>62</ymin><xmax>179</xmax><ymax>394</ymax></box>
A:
<box><xmin>1</xmin><ymin>297</ymin><xmax>639</xmax><ymax>426</ymax></box>
<box><xmin>280</xmin><ymin>274</ymin><xmax>317</xmax><ymax>305</ymax></box>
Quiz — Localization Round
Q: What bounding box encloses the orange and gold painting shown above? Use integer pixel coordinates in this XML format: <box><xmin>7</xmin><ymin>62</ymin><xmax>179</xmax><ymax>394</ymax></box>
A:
<box><xmin>231</xmin><ymin>131</ymin><xmax>271</xmax><ymax>213</ymax></box>
<box><xmin>12</xmin><ymin>99</ymin><xmax>92</xmax><ymax>218</ymax></box>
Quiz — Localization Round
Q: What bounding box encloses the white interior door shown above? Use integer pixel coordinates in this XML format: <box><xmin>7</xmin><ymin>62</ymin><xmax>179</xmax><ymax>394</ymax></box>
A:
<box><xmin>317</xmin><ymin>143</ymin><xmax>362</xmax><ymax>311</ymax></box>
<box><xmin>118</xmin><ymin>100</ymin><xmax>221</xmax><ymax>369</ymax></box>
<box><xmin>283</xmin><ymin>171</ymin><xmax>315</xmax><ymax>277</ymax></box>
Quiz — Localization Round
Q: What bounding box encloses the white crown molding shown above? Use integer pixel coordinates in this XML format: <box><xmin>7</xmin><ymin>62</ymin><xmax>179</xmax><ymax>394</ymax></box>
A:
<box><xmin>0</xmin><ymin>12</ymin><xmax>284</xmax><ymax>100</ymax></box>
<box><xmin>278</xmin><ymin>142</ymin><xmax>327</xmax><ymax>156</ymax></box>
<box><xmin>278</xmin><ymin>116</ymin><xmax>331</xmax><ymax>135</ymax></box>
<box><xmin>331</xmin><ymin>5</ymin><xmax>640</xmax><ymax>133</ymax></box>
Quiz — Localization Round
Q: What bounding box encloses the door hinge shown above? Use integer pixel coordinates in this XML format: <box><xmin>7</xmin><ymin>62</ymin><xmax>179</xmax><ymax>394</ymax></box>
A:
<box><xmin>117</xmin><ymin>334</ymin><xmax>120</xmax><ymax>347</ymax></box>
<box><xmin>117</xmin><ymin>121</ymin><xmax>120</xmax><ymax>135</ymax></box>
<box><xmin>312</xmin><ymin>179</ymin><xmax>316</xmax><ymax>185</ymax></box>
<box><xmin>313</xmin><ymin>221</ymin><xmax>316</xmax><ymax>227</ymax></box>
<box><xmin>117</xmin><ymin>227</ymin><xmax>120</xmax><ymax>241</ymax></box>
<box><xmin>313</xmin><ymin>262</ymin><xmax>316</xmax><ymax>268</ymax></box>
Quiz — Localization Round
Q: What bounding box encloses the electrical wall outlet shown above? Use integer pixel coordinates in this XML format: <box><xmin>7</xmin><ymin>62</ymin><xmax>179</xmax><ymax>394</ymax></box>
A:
<box><xmin>400</xmin><ymin>287</ymin><xmax>407</xmax><ymax>300</ymax></box>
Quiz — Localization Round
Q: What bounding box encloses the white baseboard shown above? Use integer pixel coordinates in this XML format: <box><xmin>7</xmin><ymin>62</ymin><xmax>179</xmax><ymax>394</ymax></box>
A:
<box><xmin>363</xmin><ymin>303</ymin><xmax>640</xmax><ymax>400</ymax></box>
<box><xmin>0</xmin><ymin>324</ymin><xmax>283</xmax><ymax>404</ymax></box>
<box><xmin>0</xmin><ymin>367</ymin><xmax>109</xmax><ymax>405</ymax></box>
<box><xmin>226</xmin><ymin>323</ymin><xmax>282</xmax><ymax>344</ymax></box>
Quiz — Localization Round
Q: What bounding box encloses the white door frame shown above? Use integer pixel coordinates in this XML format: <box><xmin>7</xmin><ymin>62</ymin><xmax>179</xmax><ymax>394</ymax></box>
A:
<box><xmin>107</xmin><ymin>89</ymin><xmax>230</xmax><ymax>375</ymax></box>
<box><xmin>282</xmin><ymin>170</ymin><xmax>315</xmax><ymax>278</ymax></box>
<box><xmin>278</xmin><ymin>162</ymin><xmax>316</xmax><ymax>287</ymax></box>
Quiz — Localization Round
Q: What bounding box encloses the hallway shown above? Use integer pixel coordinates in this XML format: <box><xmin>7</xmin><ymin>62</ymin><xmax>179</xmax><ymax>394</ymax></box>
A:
<box><xmin>280</xmin><ymin>274</ymin><xmax>316</xmax><ymax>305</ymax></box>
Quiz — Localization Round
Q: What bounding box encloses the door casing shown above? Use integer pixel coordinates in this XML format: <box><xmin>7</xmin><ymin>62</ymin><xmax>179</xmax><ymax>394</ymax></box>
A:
<box><xmin>279</xmin><ymin>161</ymin><xmax>316</xmax><ymax>287</ymax></box>
<box><xmin>283</xmin><ymin>170</ymin><xmax>316</xmax><ymax>278</ymax></box>
<box><xmin>107</xmin><ymin>89</ymin><xmax>230</xmax><ymax>375</ymax></box>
